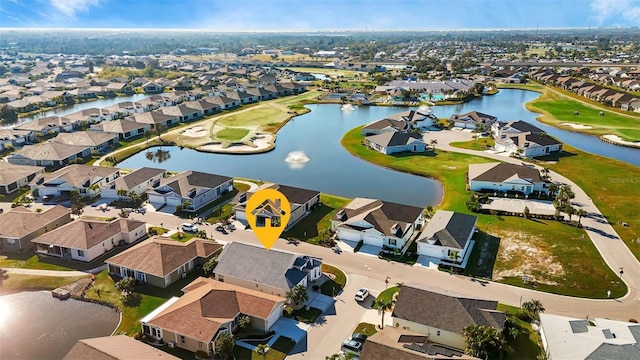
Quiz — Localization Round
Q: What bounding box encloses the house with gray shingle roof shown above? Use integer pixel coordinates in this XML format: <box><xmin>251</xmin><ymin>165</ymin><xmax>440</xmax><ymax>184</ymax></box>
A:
<box><xmin>64</xmin><ymin>335</ymin><xmax>179</xmax><ymax>360</ymax></box>
<box><xmin>7</xmin><ymin>141</ymin><xmax>92</xmax><ymax>168</ymax></box>
<box><xmin>416</xmin><ymin>210</ymin><xmax>478</xmax><ymax>268</ymax></box>
<box><xmin>0</xmin><ymin>162</ymin><xmax>44</xmax><ymax>195</ymax></box>
<box><xmin>468</xmin><ymin>162</ymin><xmax>547</xmax><ymax>195</ymax></box>
<box><xmin>53</xmin><ymin>130</ymin><xmax>119</xmax><ymax>153</ymax></box>
<box><xmin>101</xmin><ymin>167</ymin><xmax>168</xmax><ymax>199</ymax></box>
<box><xmin>213</xmin><ymin>242</ymin><xmax>322</xmax><ymax>297</ymax></box>
<box><xmin>539</xmin><ymin>313</ymin><xmax>640</xmax><ymax>360</ymax></box>
<box><xmin>146</xmin><ymin>170</ymin><xmax>233</xmax><ymax>212</ymax></box>
<box><xmin>391</xmin><ymin>284</ymin><xmax>505</xmax><ymax>351</ymax></box>
<box><xmin>364</xmin><ymin>132</ymin><xmax>426</xmax><ymax>155</ymax></box>
<box><xmin>362</xmin><ymin>118</ymin><xmax>411</xmax><ymax>136</ymax></box>
<box><xmin>0</xmin><ymin>205</ymin><xmax>71</xmax><ymax>253</ymax></box>
<box><xmin>30</xmin><ymin>164</ymin><xmax>120</xmax><ymax>198</ymax></box>
<box><xmin>90</xmin><ymin>119</ymin><xmax>150</xmax><ymax>140</ymax></box>
<box><xmin>331</xmin><ymin>198</ymin><xmax>424</xmax><ymax>253</ymax></box>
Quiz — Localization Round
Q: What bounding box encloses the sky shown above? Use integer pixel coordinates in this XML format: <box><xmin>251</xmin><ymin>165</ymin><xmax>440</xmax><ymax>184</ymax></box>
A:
<box><xmin>1</xmin><ymin>0</ymin><xmax>639</xmax><ymax>31</ymax></box>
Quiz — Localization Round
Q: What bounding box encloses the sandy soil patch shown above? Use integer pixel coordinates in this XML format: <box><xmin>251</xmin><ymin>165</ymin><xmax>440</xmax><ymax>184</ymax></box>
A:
<box><xmin>181</xmin><ymin>126</ymin><xmax>207</xmax><ymax>138</ymax></box>
<box><xmin>198</xmin><ymin>133</ymin><xmax>275</xmax><ymax>154</ymax></box>
<box><xmin>493</xmin><ymin>230</ymin><xmax>565</xmax><ymax>286</ymax></box>
<box><xmin>601</xmin><ymin>134</ymin><xmax>640</xmax><ymax>148</ymax></box>
<box><xmin>560</xmin><ymin>122</ymin><xmax>593</xmax><ymax>130</ymax></box>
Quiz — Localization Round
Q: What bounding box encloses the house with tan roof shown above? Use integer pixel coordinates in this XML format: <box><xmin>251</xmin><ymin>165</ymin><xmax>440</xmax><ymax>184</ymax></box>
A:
<box><xmin>106</xmin><ymin>236</ymin><xmax>222</xmax><ymax>287</ymax></box>
<box><xmin>129</xmin><ymin>111</ymin><xmax>179</xmax><ymax>129</ymax></box>
<box><xmin>161</xmin><ymin>104</ymin><xmax>202</xmax><ymax>122</ymax></box>
<box><xmin>214</xmin><ymin>242</ymin><xmax>322</xmax><ymax>297</ymax></box>
<box><xmin>360</xmin><ymin>326</ymin><xmax>479</xmax><ymax>360</ymax></box>
<box><xmin>0</xmin><ymin>162</ymin><xmax>44</xmax><ymax>195</ymax></box>
<box><xmin>140</xmin><ymin>277</ymin><xmax>285</xmax><ymax>355</ymax></box>
<box><xmin>90</xmin><ymin>119</ymin><xmax>150</xmax><ymax>140</ymax></box>
<box><xmin>7</xmin><ymin>142</ymin><xmax>92</xmax><ymax>168</ymax></box>
<box><xmin>416</xmin><ymin>210</ymin><xmax>478</xmax><ymax>268</ymax></box>
<box><xmin>331</xmin><ymin>198</ymin><xmax>424</xmax><ymax>254</ymax></box>
<box><xmin>30</xmin><ymin>164</ymin><xmax>121</xmax><ymax>199</ymax></box>
<box><xmin>53</xmin><ymin>130</ymin><xmax>119</xmax><ymax>153</ymax></box>
<box><xmin>0</xmin><ymin>205</ymin><xmax>71</xmax><ymax>253</ymax></box>
<box><xmin>64</xmin><ymin>335</ymin><xmax>179</xmax><ymax>360</ymax></box>
<box><xmin>468</xmin><ymin>162</ymin><xmax>548</xmax><ymax>196</ymax></box>
<box><xmin>391</xmin><ymin>284</ymin><xmax>505</xmax><ymax>351</ymax></box>
<box><xmin>13</xmin><ymin>116</ymin><xmax>75</xmax><ymax>135</ymax></box>
<box><xmin>101</xmin><ymin>167</ymin><xmax>168</xmax><ymax>199</ymax></box>
<box><xmin>146</xmin><ymin>170</ymin><xmax>233</xmax><ymax>212</ymax></box>
<box><xmin>32</xmin><ymin>218</ymin><xmax>146</xmax><ymax>262</ymax></box>
<box><xmin>0</xmin><ymin>128</ymin><xmax>35</xmax><ymax>151</ymax></box>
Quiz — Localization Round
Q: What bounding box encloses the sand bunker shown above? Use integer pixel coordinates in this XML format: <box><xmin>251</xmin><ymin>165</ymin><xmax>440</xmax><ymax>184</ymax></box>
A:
<box><xmin>182</xmin><ymin>126</ymin><xmax>207</xmax><ymax>137</ymax></box>
<box><xmin>601</xmin><ymin>134</ymin><xmax>640</xmax><ymax>148</ymax></box>
<box><xmin>198</xmin><ymin>133</ymin><xmax>275</xmax><ymax>154</ymax></box>
<box><xmin>560</xmin><ymin>122</ymin><xmax>593</xmax><ymax>130</ymax></box>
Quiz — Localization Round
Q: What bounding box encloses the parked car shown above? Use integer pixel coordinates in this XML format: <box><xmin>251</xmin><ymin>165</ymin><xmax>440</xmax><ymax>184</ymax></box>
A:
<box><xmin>181</xmin><ymin>223</ymin><xmax>198</xmax><ymax>233</ymax></box>
<box><xmin>341</xmin><ymin>339</ymin><xmax>363</xmax><ymax>358</ymax></box>
<box><xmin>215</xmin><ymin>225</ymin><xmax>228</xmax><ymax>234</ymax></box>
<box><xmin>350</xmin><ymin>333</ymin><xmax>368</xmax><ymax>343</ymax></box>
<box><xmin>354</xmin><ymin>288</ymin><xmax>369</xmax><ymax>302</ymax></box>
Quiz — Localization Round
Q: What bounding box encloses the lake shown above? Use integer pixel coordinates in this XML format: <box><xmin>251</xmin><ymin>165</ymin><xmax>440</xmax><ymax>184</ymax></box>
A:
<box><xmin>0</xmin><ymin>291</ymin><xmax>119</xmax><ymax>360</ymax></box>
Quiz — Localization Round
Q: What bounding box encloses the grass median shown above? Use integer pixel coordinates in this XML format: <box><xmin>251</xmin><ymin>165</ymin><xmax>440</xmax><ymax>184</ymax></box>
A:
<box><xmin>342</xmin><ymin>126</ymin><xmax>627</xmax><ymax>298</ymax></box>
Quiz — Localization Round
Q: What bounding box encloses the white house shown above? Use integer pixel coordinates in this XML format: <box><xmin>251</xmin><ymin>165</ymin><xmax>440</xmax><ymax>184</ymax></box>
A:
<box><xmin>468</xmin><ymin>162</ymin><xmax>548</xmax><ymax>195</ymax></box>
<box><xmin>361</xmin><ymin>118</ymin><xmax>411</xmax><ymax>136</ymax></box>
<box><xmin>391</xmin><ymin>284</ymin><xmax>505</xmax><ymax>351</ymax></box>
<box><xmin>143</xmin><ymin>82</ymin><xmax>163</xmax><ymax>93</ymax></box>
<box><xmin>101</xmin><ymin>167</ymin><xmax>168</xmax><ymax>199</ymax></box>
<box><xmin>0</xmin><ymin>162</ymin><xmax>44</xmax><ymax>195</ymax></box>
<box><xmin>364</xmin><ymin>132</ymin><xmax>426</xmax><ymax>155</ymax></box>
<box><xmin>539</xmin><ymin>313</ymin><xmax>640</xmax><ymax>360</ymax></box>
<box><xmin>30</xmin><ymin>164</ymin><xmax>121</xmax><ymax>199</ymax></box>
<box><xmin>32</xmin><ymin>218</ymin><xmax>147</xmax><ymax>262</ymax></box>
<box><xmin>416</xmin><ymin>210</ymin><xmax>477</xmax><ymax>268</ymax></box>
<box><xmin>385</xmin><ymin>109</ymin><xmax>437</xmax><ymax>129</ymax></box>
<box><xmin>214</xmin><ymin>242</ymin><xmax>322</xmax><ymax>297</ymax></box>
<box><xmin>492</xmin><ymin>120</ymin><xmax>563</xmax><ymax>158</ymax></box>
<box><xmin>233</xmin><ymin>183</ymin><xmax>320</xmax><ymax>231</ymax></box>
<box><xmin>449</xmin><ymin>111</ymin><xmax>497</xmax><ymax>130</ymax></box>
<box><xmin>331</xmin><ymin>198</ymin><xmax>424</xmax><ymax>254</ymax></box>
<box><xmin>146</xmin><ymin>170</ymin><xmax>233</xmax><ymax>212</ymax></box>
<box><xmin>7</xmin><ymin>142</ymin><xmax>92</xmax><ymax>167</ymax></box>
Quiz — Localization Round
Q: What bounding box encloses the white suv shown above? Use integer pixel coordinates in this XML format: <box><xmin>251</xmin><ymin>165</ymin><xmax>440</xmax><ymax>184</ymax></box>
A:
<box><xmin>181</xmin><ymin>223</ymin><xmax>198</xmax><ymax>233</ymax></box>
<box><xmin>354</xmin><ymin>288</ymin><xmax>369</xmax><ymax>302</ymax></box>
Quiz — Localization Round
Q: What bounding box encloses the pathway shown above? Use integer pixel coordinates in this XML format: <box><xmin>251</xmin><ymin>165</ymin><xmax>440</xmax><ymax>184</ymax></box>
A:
<box><xmin>3</xmin><ymin>268</ymin><xmax>90</xmax><ymax>277</ymax></box>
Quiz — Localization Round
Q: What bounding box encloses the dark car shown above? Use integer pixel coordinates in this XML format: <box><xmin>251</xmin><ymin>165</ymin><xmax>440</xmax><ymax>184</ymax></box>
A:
<box><xmin>350</xmin><ymin>333</ymin><xmax>368</xmax><ymax>343</ymax></box>
<box><xmin>216</xmin><ymin>225</ymin><xmax>228</xmax><ymax>234</ymax></box>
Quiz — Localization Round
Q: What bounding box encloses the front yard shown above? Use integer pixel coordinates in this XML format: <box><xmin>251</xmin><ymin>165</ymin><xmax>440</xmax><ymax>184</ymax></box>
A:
<box><xmin>282</xmin><ymin>194</ymin><xmax>351</xmax><ymax>245</ymax></box>
<box><xmin>320</xmin><ymin>264</ymin><xmax>347</xmax><ymax>296</ymax></box>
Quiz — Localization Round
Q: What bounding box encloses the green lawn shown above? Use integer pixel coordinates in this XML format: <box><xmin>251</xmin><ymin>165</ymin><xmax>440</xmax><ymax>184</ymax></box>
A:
<box><xmin>342</xmin><ymin>126</ymin><xmax>628</xmax><ymax>298</ymax></box>
<box><xmin>0</xmin><ymin>253</ymin><xmax>75</xmax><ymax>271</ymax></box>
<box><xmin>218</xmin><ymin>106</ymin><xmax>287</xmax><ymax>128</ymax></box>
<box><xmin>373</xmin><ymin>286</ymin><xmax>400</xmax><ymax>309</ymax></box>
<box><xmin>450</xmin><ymin>138</ymin><xmax>495</xmax><ymax>151</ymax></box>
<box><xmin>320</xmin><ymin>264</ymin><xmax>347</xmax><ymax>296</ymax></box>
<box><xmin>282</xmin><ymin>194</ymin><xmax>351</xmax><ymax>245</ymax></box>
<box><xmin>0</xmin><ymin>274</ymin><xmax>87</xmax><ymax>294</ymax></box>
<box><xmin>353</xmin><ymin>322</ymin><xmax>378</xmax><ymax>337</ymax></box>
<box><xmin>169</xmin><ymin>232</ymin><xmax>197</xmax><ymax>242</ymax></box>
<box><xmin>233</xmin><ymin>345</ymin><xmax>287</xmax><ymax>360</ymax></box>
<box><xmin>497</xmin><ymin>304</ymin><xmax>542</xmax><ymax>360</ymax></box>
<box><xmin>205</xmin><ymin>202</ymin><xmax>235</xmax><ymax>224</ymax></box>
<box><xmin>463</xmin><ymin>232</ymin><xmax>500</xmax><ymax>279</ymax></box>
<box><xmin>289</xmin><ymin>306</ymin><xmax>323</xmax><ymax>323</ymax></box>
<box><xmin>215</xmin><ymin>127</ymin><xmax>250</xmax><ymax>140</ymax></box>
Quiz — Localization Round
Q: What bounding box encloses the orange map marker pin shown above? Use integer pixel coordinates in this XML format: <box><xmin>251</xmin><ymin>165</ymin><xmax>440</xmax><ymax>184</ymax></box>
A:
<box><xmin>245</xmin><ymin>188</ymin><xmax>291</xmax><ymax>250</ymax></box>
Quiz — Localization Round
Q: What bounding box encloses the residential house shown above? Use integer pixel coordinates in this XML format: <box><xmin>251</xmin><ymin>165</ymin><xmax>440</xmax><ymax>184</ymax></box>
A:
<box><xmin>213</xmin><ymin>242</ymin><xmax>322</xmax><ymax>297</ymax></box>
<box><xmin>233</xmin><ymin>183</ymin><xmax>320</xmax><ymax>231</ymax></box>
<box><xmin>362</xmin><ymin>118</ymin><xmax>411</xmax><ymax>136</ymax></box>
<box><xmin>101</xmin><ymin>167</ymin><xmax>167</xmax><ymax>199</ymax></box>
<box><xmin>0</xmin><ymin>162</ymin><xmax>44</xmax><ymax>195</ymax></box>
<box><xmin>0</xmin><ymin>205</ymin><xmax>71</xmax><ymax>253</ymax></box>
<box><xmin>30</xmin><ymin>164</ymin><xmax>120</xmax><ymax>199</ymax></box>
<box><xmin>416</xmin><ymin>210</ymin><xmax>478</xmax><ymax>268</ymax></box>
<box><xmin>64</xmin><ymin>335</ymin><xmax>179</xmax><ymax>360</ymax></box>
<box><xmin>140</xmin><ymin>277</ymin><xmax>284</xmax><ymax>356</ymax></box>
<box><xmin>360</xmin><ymin>326</ymin><xmax>479</xmax><ymax>360</ymax></box>
<box><xmin>64</xmin><ymin>107</ymin><xmax>113</xmax><ymax>125</ymax></box>
<box><xmin>90</xmin><ymin>119</ymin><xmax>150</xmax><ymax>140</ymax></box>
<box><xmin>33</xmin><ymin>218</ymin><xmax>147</xmax><ymax>262</ymax></box>
<box><xmin>7</xmin><ymin>142</ymin><xmax>92</xmax><ymax>167</ymax></box>
<box><xmin>161</xmin><ymin>104</ymin><xmax>202</xmax><ymax>122</ymax></box>
<box><xmin>468</xmin><ymin>162</ymin><xmax>548</xmax><ymax>195</ymax></box>
<box><xmin>0</xmin><ymin>128</ymin><xmax>35</xmax><ymax>151</ymax></box>
<box><xmin>53</xmin><ymin>131</ymin><xmax>119</xmax><ymax>153</ymax></box>
<box><xmin>364</xmin><ymin>132</ymin><xmax>426</xmax><ymax>155</ymax></box>
<box><xmin>449</xmin><ymin>111</ymin><xmax>497</xmax><ymax>130</ymax></box>
<box><xmin>385</xmin><ymin>110</ymin><xmax>437</xmax><ymax>129</ymax></box>
<box><xmin>247</xmin><ymin>87</ymin><xmax>277</xmax><ymax>101</ymax></box>
<box><xmin>492</xmin><ymin>120</ymin><xmax>563</xmax><ymax>157</ymax></box>
<box><xmin>143</xmin><ymin>82</ymin><xmax>163</xmax><ymax>94</ymax></box>
<box><xmin>391</xmin><ymin>284</ymin><xmax>505</xmax><ymax>351</ymax></box>
<box><xmin>103</xmin><ymin>101</ymin><xmax>145</xmax><ymax>118</ymax></box>
<box><xmin>14</xmin><ymin>116</ymin><xmax>74</xmax><ymax>136</ymax></box>
<box><xmin>130</xmin><ymin>111</ymin><xmax>179</xmax><ymax>129</ymax></box>
<box><xmin>331</xmin><ymin>198</ymin><xmax>424</xmax><ymax>253</ymax></box>
<box><xmin>183</xmin><ymin>99</ymin><xmax>221</xmax><ymax>116</ymax></box>
<box><xmin>207</xmin><ymin>94</ymin><xmax>240</xmax><ymax>110</ymax></box>
<box><xmin>146</xmin><ymin>170</ymin><xmax>233</xmax><ymax>212</ymax></box>
<box><xmin>226</xmin><ymin>89</ymin><xmax>259</xmax><ymax>104</ymax></box>
<box><xmin>539</xmin><ymin>313</ymin><xmax>640</xmax><ymax>360</ymax></box>
<box><xmin>106</xmin><ymin>236</ymin><xmax>222</xmax><ymax>287</ymax></box>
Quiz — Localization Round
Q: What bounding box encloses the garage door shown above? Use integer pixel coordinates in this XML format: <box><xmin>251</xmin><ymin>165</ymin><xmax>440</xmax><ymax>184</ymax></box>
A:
<box><xmin>167</xmin><ymin>197</ymin><xmax>182</xmax><ymax>207</ymax></box>
<box><xmin>337</xmin><ymin>229</ymin><xmax>361</xmax><ymax>242</ymax></box>
<box><xmin>147</xmin><ymin>194</ymin><xmax>166</xmax><ymax>205</ymax></box>
<box><xmin>363</xmin><ymin>234</ymin><xmax>384</xmax><ymax>247</ymax></box>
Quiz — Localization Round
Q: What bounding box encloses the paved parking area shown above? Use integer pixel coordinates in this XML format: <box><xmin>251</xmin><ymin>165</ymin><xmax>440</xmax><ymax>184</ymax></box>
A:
<box><xmin>270</xmin><ymin>317</ymin><xmax>310</xmax><ymax>344</ymax></box>
<box><xmin>481</xmin><ymin>197</ymin><xmax>556</xmax><ymax>215</ymax></box>
<box><xmin>306</xmin><ymin>291</ymin><xmax>335</xmax><ymax>314</ymax></box>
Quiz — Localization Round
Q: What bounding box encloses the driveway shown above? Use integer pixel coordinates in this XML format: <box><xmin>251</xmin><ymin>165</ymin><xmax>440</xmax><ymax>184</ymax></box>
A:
<box><xmin>481</xmin><ymin>197</ymin><xmax>556</xmax><ymax>215</ymax></box>
<box><xmin>270</xmin><ymin>317</ymin><xmax>310</xmax><ymax>344</ymax></box>
<box><xmin>306</xmin><ymin>291</ymin><xmax>335</xmax><ymax>315</ymax></box>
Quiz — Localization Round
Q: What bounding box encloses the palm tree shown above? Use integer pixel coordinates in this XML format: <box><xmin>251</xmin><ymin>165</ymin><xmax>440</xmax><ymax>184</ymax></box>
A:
<box><xmin>541</xmin><ymin>167</ymin><xmax>551</xmax><ymax>181</ymax></box>
<box><xmin>154</xmin><ymin>123</ymin><xmax>165</xmax><ymax>141</ymax></box>
<box><xmin>463</xmin><ymin>324</ymin><xmax>510</xmax><ymax>360</ymax></box>
<box><xmin>143</xmin><ymin>129</ymin><xmax>152</xmax><ymax>144</ymax></box>
<box><xmin>373</xmin><ymin>298</ymin><xmax>394</xmax><ymax>329</ymax></box>
<box><xmin>576</xmin><ymin>209</ymin><xmax>587</xmax><ymax>227</ymax></box>
<box><xmin>521</xmin><ymin>299</ymin><xmax>545</xmax><ymax>318</ymax></box>
<box><xmin>254</xmin><ymin>344</ymin><xmax>269</xmax><ymax>360</ymax></box>
<box><xmin>547</xmin><ymin>183</ymin><xmax>558</xmax><ymax>198</ymax></box>
<box><xmin>214</xmin><ymin>332</ymin><xmax>234</xmax><ymax>360</ymax></box>
<box><xmin>430</xmin><ymin>139</ymin><xmax>438</xmax><ymax>150</ymax></box>
<box><xmin>116</xmin><ymin>189</ymin><xmax>128</xmax><ymax>199</ymax></box>
<box><xmin>0</xmin><ymin>268</ymin><xmax>9</xmax><ymax>288</ymax></box>
<box><xmin>285</xmin><ymin>284</ymin><xmax>309</xmax><ymax>309</ymax></box>
<box><xmin>566</xmin><ymin>206</ymin><xmax>577</xmax><ymax>223</ymax></box>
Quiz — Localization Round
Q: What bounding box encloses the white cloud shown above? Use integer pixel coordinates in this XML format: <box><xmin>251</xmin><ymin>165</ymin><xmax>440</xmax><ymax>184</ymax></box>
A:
<box><xmin>591</xmin><ymin>0</ymin><xmax>640</xmax><ymax>25</ymax></box>
<box><xmin>49</xmin><ymin>0</ymin><xmax>100</xmax><ymax>18</ymax></box>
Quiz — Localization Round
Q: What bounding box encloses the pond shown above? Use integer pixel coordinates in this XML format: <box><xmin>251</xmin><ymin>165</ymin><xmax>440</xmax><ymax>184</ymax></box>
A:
<box><xmin>120</xmin><ymin>104</ymin><xmax>444</xmax><ymax>207</ymax></box>
<box><xmin>0</xmin><ymin>291</ymin><xmax>119</xmax><ymax>359</ymax></box>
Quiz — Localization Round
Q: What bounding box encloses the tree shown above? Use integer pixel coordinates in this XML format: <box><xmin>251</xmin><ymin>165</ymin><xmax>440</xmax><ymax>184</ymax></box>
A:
<box><xmin>566</xmin><ymin>206</ymin><xmax>577</xmax><ymax>223</ymax></box>
<box><xmin>463</xmin><ymin>324</ymin><xmax>511</xmax><ymax>360</ymax></box>
<box><xmin>285</xmin><ymin>284</ymin><xmax>309</xmax><ymax>309</ymax></box>
<box><xmin>503</xmin><ymin>317</ymin><xmax>521</xmax><ymax>340</ymax></box>
<box><xmin>430</xmin><ymin>139</ymin><xmax>438</xmax><ymax>150</ymax></box>
<box><xmin>541</xmin><ymin>167</ymin><xmax>551</xmax><ymax>181</ymax></box>
<box><xmin>144</xmin><ymin>129</ymin><xmax>152</xmax><ymax>144</ymax></box>
<box><xmin>0</xmin><ymin>268</ymin><xmax>9</xmax><ymax>288</ymax></box>
<box><xmin>214</xmin><ymin>332</ymin><xmax>234</xmax><ymax>360</ymax></box>
<box><xmin>547</xmin><ymin>183</ymin><xmax>558</xmax><ymax>198</ymax></box>
<box><xmin>0</xmin><ymin>105</ymin><xmax>18</xmax><ymax>124</ymax></box>
<box><xmin>522</xmin><ymin>299</ymin><xmax>545</xmax><ymax>318</ymax></box>
<box><xmin>254</xmin><ymin>344</ymin><xmax>269</xmax><ymax>360</ymax></box>
<box><xmin>523</xmin><ymin>206</ymin><xmax>531</xmax><ymax>219</ymax></box>
<box><xmin>116</xmin><ymin>189</ymin><xmax>128</xmax><ymax>199</ymax></box>
<box><xmin>238</xmin><ymin>314</ymin><xmax>252</xmax><ymax>330</ymax></box>
<box><xmin>115</xmin><ymin>277</ymin><xmax>136</xmax><ymax>298</ymax></box>
<box><xmin>373</xmin><ymin>298</ymin><xmax>394</xmax><ymax>329</ymax></box>
<box><xmin>576</xmin><ymin>209</ymin><xmax>587</xmax><ymax>227</ymax></box>
<box><xmin>154</xmin><ymin>123</ymin><xmax>165</xmax><ymax>140</ymax></box>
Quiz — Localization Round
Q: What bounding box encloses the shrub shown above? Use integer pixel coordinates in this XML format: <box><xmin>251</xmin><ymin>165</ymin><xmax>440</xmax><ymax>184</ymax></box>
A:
<box><xmin>283</xmin><ymin>305</ymin><xmax>294</xmax><ymax>317</ymax></box>
<box><xmin>629</xmin><ymin>318</ymin><xmax>638</xmax><ymax>323</ymax></box>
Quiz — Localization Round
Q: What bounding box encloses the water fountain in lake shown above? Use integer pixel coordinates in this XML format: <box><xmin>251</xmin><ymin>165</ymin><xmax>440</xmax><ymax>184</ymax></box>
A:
<box><xmin>284</xmin><ymin>151</ymin><xmax>310</xmax><ymax>169</ymax></box>
<box><xmin>341</xmin><ymin>103</ymin><xmax>356</xmax><ymax>111</ymax></box>
<box><xmin>418</xmin><ymin>105</ymin><xmax>432</xmax><ymax>113</ymax></box>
